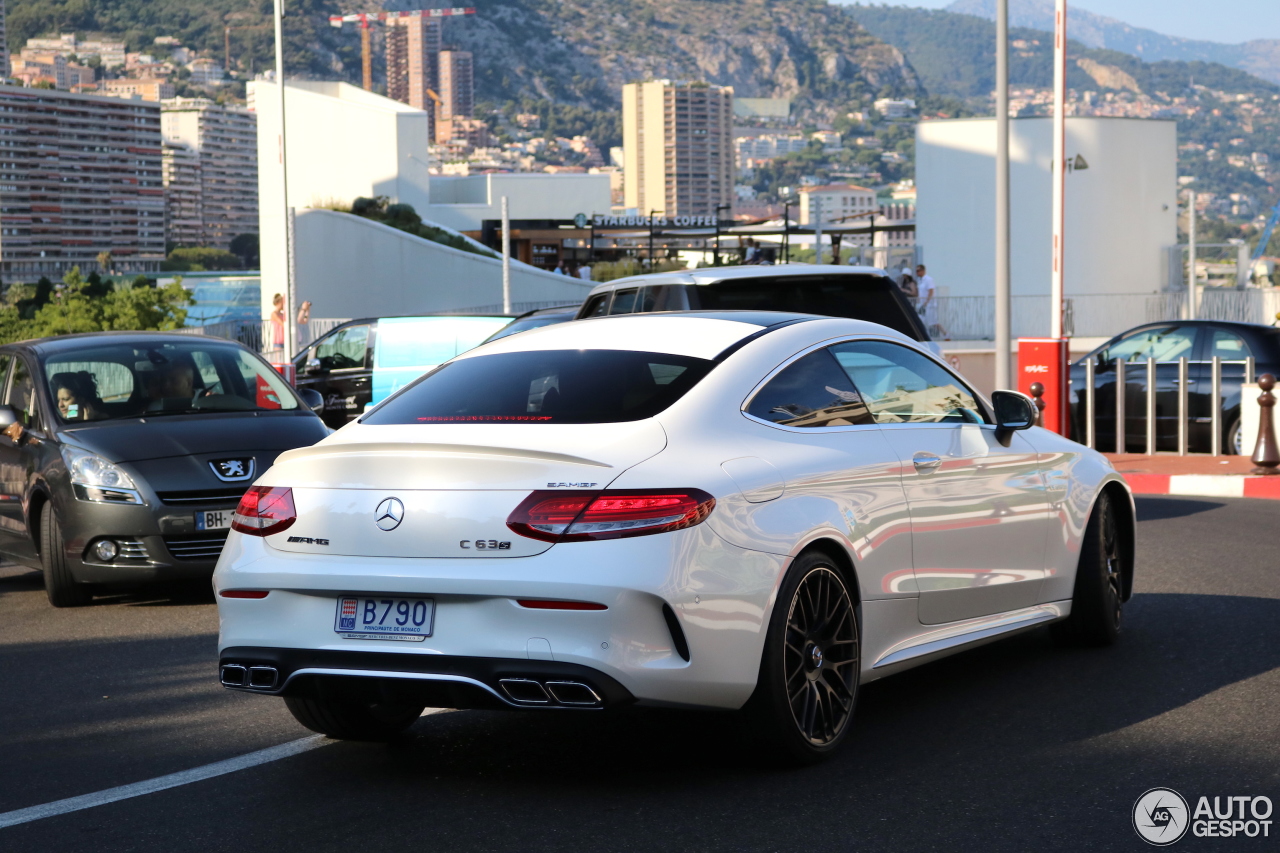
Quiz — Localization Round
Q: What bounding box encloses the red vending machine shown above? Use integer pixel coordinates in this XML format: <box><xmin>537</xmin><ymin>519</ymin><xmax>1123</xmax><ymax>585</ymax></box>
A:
<box><xmin>1016</xmin><ymin>338</ymin><xmax>1069</xmax><ymax>434</ymax></box>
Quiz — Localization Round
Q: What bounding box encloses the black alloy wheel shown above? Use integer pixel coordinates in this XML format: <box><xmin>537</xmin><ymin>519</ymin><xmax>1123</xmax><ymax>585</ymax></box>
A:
<box><xmin>745</xmin><ymin>552</ymin><xmax>860</xmax><ymax>765</ymax></box>
<box><xmin>1052</xmin><ymin>490</ymin><xmax>1124</xmax><ymax>647</ymax></box>
<box><xmin>41</xmin><ymin>508</ymin><xmax>92</xmax><ymax>608</ymax></box>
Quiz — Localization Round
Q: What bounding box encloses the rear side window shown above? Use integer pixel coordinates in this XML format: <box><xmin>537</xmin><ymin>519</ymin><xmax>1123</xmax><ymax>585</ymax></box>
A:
<box><xmin>830</xmin><ymin>341</ymin><xmax>987</xmax><ymax>424</ymax></box>
<box><xmin>609</xmin><ymin>288</ymin><xmax>641</xmax><ymax>314</ymax></box>
<box><xmin>688</xmin><ymin>275</ymin><xmax>924</xmax><ymax>339</ymax></box>
<box><xmin>363</xmin><ymin>350</ymin><xmax>715</xmax><ymax>425</ymax></box>
<box><xmin>314</xmin><ymin>324</ymin><xmax>370</xmax><ymax>370</ymax></box>
<box><xmin>580</xmin><ymin>294</ymin><xmax>610</xmax><ymax>317</ymax></box>
<box><xmin>745</xmin><ymin>349</ymin><xmax>872</xmax><ymax>428</ymax></box>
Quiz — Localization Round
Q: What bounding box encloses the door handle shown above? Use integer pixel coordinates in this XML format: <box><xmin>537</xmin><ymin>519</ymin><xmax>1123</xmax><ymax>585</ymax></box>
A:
<box><xmin>912</xmin><ymin>452</ymin><xmax>943</xmax><ymax>471</ymax></box>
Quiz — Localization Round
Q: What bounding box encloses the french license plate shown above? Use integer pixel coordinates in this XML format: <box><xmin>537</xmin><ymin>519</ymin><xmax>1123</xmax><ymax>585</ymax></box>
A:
<box><xmin>195</xmin><ymin>510</ymin><xmax>231</xmax><ymax>531</ymax></box>
<box><xmin>334</xmin><ymin>596</ymin><xmax>434</xmax><ymax>642</ymax></box>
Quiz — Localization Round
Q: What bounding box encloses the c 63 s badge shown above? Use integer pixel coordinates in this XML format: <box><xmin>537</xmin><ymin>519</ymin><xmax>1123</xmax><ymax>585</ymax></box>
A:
<box><xmin>287</xmin><ymin>536</ymin><xmax>330</xmax><ymax>546</ymax></box>
<box><xmin>460</xmin><ymin>540</ymin><xmax>510</xmax><ymax>550</ymax></box>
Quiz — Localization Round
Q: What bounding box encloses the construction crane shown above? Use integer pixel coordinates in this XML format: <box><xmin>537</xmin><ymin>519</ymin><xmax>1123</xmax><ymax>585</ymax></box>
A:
<box><xmin>1252</xmin><ymin>200</ymin><xmax>1280</xmax><ymax>265</ymax></box>
<box><xmin>328</xmin><ymin>7</ymin><xmax>476</xmax><ymax>92</ymax></box>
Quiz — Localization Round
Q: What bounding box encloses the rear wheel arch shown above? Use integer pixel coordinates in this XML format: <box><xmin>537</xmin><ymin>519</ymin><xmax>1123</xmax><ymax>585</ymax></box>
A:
<box><xmin>1099</xmin><ymin>481</ymin><xmax>1135</xmax><ymax>602</ymax></box>
<box><xmin>794</xmin><ymin>537</ymin><xmax>863</xmax><ymax>610</ymax></box>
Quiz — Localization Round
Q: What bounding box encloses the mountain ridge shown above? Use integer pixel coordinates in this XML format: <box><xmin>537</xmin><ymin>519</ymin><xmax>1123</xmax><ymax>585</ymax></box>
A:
<box><xmin>942</xmin><ymin>0</ymin><xmax>1280</xmax><ymax>85</ymax></box>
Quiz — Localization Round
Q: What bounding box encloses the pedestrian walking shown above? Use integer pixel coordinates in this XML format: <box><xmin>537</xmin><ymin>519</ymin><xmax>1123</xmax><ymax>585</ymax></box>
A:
<box><xmin>744</xmin><ymin>238</ymin><xmax>761</xmax><ymax>264</ymax></box>
<box><xmin>899</xmin><ymin>273</ymin><xmax>918</xmax><ymax>302</ymax></box>
<box><xmin>268</xmin><ymin>292</ymin><xmax>285</xmax><ymax>352</ymax></box>
<box><xmin>577</xmin><ymin>263</ymin><xmax>593</xmax><ymax>281</ymax></box>
<box><xmin>916</xmin><ymin>264</ymin><xmax>945</xmax><ymax>338</ymax></box>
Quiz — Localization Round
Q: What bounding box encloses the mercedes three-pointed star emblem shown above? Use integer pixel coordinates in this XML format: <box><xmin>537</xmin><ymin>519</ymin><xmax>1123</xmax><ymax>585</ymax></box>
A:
<box><xmin>374</xmin><ymin>497</ymin><xmax>405</xmax><ymax>531</ymax></box>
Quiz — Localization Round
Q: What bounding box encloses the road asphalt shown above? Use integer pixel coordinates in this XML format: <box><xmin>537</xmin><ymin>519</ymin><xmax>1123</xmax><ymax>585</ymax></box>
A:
<box><xmin>1</xmin><ymin>495</ymin><xmax>1277</xmax><ymax>851</ymax></box>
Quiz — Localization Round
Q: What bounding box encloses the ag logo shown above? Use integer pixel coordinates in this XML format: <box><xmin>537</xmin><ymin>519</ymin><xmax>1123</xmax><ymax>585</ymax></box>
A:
<box><xmin>1133</xmin><ymin>788</ymin><xmax>1190</xmax><ymax>846</ymax></box>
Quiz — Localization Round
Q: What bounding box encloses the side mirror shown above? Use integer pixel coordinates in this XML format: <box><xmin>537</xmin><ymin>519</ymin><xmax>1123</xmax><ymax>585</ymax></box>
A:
<box><xmin>297</xmin><ymin>388</ymin><xmax>325</xmax><ymax>414</ymax></box>
<box><xmin>991</xmin><ymin>390</ymin><xmax>1036</xmax><ymax>432</ymax></box>
<box><xmin>0</xmin><ymin>405</ymin><xmax>16</xmax><ymax>428</ymax></box>
<box><xmin>305</xmin><ymin>357</ymin><xmax>323</xmax><ymax>374</ymax></box>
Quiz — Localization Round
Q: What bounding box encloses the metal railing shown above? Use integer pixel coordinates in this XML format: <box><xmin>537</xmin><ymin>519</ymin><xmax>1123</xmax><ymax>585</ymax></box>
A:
<box><xmin>1081</xmin><ymin>356</ymin><xmax>1254</xmax><ymax>456</ymax></box>
<box><xmin>176</xmin><ymin>318</ymin><xmax>350</xmax><ymax>355</ymax></box>
<box><xmin>933</xmin><ymin>289</ymin><xmax>1280</xmax><ymax>341</ymax></box>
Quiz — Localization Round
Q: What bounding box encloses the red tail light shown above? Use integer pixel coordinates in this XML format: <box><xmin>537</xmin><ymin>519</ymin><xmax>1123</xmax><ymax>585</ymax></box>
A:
<box><xmin>507</xmin><ymin>489</ymin><xmax>715</xmax><ymax>542</ymax></box>
<box><xmin>231</xmin><ymin>486</ymin><xmax>297</xmax><ymax>536</ymax></box>
<box><xmin>219</xmin><ymin>589</ymin><xmax>270</xmax><ymax>599</ymax></box>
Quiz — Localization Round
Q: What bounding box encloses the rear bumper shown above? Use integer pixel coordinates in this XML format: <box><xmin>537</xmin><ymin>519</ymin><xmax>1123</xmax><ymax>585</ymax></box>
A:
<box><xmin>218</xmin><ymin>646</ymin><xmax>635</xmax><ymax>710</ymax></box>
<box><xmin>214</xmin><ymin>527</ymin><xmax>788</xmax><ymax>710</ymax></box>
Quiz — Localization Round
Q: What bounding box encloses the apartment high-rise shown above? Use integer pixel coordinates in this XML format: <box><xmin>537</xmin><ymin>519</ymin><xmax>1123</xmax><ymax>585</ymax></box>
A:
<box><xmin>386</xmin><ymin>17</ymin><xmax>442</xmax><ymax>109</ymax></box>
<box><xmin>161</xmin><ymin>97</ymin><xmax>258</xmax><ymax>249</ymax></box>
<box><xmin>0</xmin><ymin>84</ymin><xmax>164</xmax><ymax>282</ymax></box>
<box><xmin>623</xmin><ymin>80</ymin><xmax>734</xmax><ymax>217</ymax></box>
<box><xmin>0</xmin><ymin>1</ymin><xmax>8</xmax><ymax>79</ymax></box>
<box><xmin>435</xmin><ymin>48</ymin><xmax>473</xmax><ymax>142</ymax></box>
<box><xmin>162</xmin><ymin>142</ymin><xmax>204</xmax><ymax>247</ymax></box>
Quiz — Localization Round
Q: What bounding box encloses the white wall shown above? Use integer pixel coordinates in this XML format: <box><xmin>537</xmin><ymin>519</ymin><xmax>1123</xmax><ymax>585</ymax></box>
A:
<box><xmin>253</xmin><ymin>80</ymin><xmax>434</xmax><ymax>319</ymax></box>
<box><xmin>293</xmin><ymin>209</ymin><xmax>594</xmax><ymax>318</ymax></box>
<box><xmin>916</xmin><ymin>117</ymin><xmax>1177</xmax><ymax>298</ymax></box>
<box><xmin>425</xmin><ymin>173</ymin><xmax>611</xmax><ymax>232</ymax></box>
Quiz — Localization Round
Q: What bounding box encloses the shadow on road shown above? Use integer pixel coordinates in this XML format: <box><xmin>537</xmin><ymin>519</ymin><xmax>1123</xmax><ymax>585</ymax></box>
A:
<box><xmin>1133</xmin><ymin>496</ymin><xmax>1226</xmax><ymax>521</ymax></box>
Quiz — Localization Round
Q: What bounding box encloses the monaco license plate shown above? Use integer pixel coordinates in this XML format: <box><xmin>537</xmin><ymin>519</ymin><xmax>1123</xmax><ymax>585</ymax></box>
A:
<box><xmin>334</xmin><ymin>596</ymin><xmax>435</xmax><ymax>642</ymax></box>
<box><xmin>195</xmin><ymin>510</ymin><xmax>231</xmax><ymax>531</ymax></box>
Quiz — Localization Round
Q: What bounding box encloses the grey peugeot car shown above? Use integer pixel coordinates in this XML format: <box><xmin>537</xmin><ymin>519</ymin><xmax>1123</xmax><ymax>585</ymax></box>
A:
<box><xmin>0</xmin><ymin>332</ymin><xmax>328</xmax><ymax>607</ymax></box>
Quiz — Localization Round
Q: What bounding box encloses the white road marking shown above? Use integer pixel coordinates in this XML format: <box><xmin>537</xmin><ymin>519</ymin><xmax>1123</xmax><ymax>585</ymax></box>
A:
<box><xmin>0</xmin><ymin>708</ymin><xmax>452</xmax><ymax>830</ymax></box>
<box><xmin>1169</xmin><ymin>475</ymin><xmax>1246</xmax><ymax>498</ymax></box>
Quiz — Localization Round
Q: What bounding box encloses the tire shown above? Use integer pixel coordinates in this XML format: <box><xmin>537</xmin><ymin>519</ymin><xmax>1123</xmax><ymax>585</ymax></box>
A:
<box><xmin>1228</xmin><ymin>418</ymin><xmax>1243</xmax><ymax>456</ymax></box>
<box><xmin>742</xmin><ymin>551</ymin><xmax>860</xmax><ymax>766</ymax></box>
<box><xmin>41</xmin><ymin>508</ymin><xmax>92</xmax><ymax>608</ymax></box>
<box><xmin>1051</xmin><ymin>491</ymin><xmax>1124</xmax><ymax>647</ymax></box>
<box><xmin>284</xmin><ymin>695</ymin><xmax>424</xmax><ymax>741</ymax></box>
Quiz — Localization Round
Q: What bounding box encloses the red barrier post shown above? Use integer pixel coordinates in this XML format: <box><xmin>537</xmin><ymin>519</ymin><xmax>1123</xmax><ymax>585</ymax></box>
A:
<box><xmin>1017</xmin><ymin>338</ymin><xmax>1069</xmax><ymax>434</ymax></box>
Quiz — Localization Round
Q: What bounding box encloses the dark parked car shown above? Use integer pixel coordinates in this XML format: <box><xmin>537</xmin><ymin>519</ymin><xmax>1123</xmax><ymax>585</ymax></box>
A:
<box><xmin>0</xmin><ymin>332</ymin><xmax>329</xmax><ymax>607</ymax></box>
<box><xmin>1068</xmin><ymin>320</ymin><xmax>1280</xmax><ymax>454</ymax></box>
<box><xmin>294</xmin><ymin>315</ymin><xmax>513</xmax><ymax>429</ymax></box>
<box><xmin>481</xmin><ymin>305</ymin><xmax>579</xmax><ymax>343</ymax></box>
<box><xmin>575</xmin><ymin>265</ymin><xmax>932</xmax><ymax>345</ymax></box>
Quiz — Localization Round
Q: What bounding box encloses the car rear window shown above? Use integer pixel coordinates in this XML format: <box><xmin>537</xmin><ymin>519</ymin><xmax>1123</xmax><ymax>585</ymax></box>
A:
<box><xmin>687</xmin><ymin>275</ymin><xmax>925</xmax><ymax>339</ymax></box>
<box><xmin>362</xmin><ymin>349</ymin><xmax>715</xmax><ymax>424</ymax></box>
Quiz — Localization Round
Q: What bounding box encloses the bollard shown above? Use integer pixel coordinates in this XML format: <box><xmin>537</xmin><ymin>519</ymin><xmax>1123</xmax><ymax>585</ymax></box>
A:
<box><xmin>1029</xmin><ymin>382</ymin><xmax>1046</xmax><ymax>427</ymax></box>
<box><xmin>1251</xmin><ymin>374</ymin><xmax>1280</xmax><ymax>475</ymax></box>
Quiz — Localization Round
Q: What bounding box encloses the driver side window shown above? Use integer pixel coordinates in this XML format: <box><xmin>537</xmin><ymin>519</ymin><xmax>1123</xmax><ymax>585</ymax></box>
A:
<box><xmin>1102</xmin><ymin>326</ymin><xmax>1196</xmax><ymax>364</ymax></box>
<box><xmin>315</xmin><ymin>324</ymin><xmax>370</xmax><ymax>371</ymax></box>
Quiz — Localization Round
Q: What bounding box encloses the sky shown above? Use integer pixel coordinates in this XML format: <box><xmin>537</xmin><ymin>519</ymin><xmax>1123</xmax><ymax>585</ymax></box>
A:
<box><xmin>854</xmin><ymin>1</ymin><xmax>1279</xmax><ymax>45</ymax></box>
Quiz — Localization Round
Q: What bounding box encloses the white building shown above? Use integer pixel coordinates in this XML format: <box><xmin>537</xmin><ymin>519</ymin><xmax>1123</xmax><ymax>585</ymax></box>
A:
<box><xmin>251</xmin><ymin>80</ymin><xmax>605</xmax><ymax>321</ymax></box>
<box><xmin>874</xmin><ymin>98</ymin><xmax>916</xmax><ymax>119</ymax></box>
<box><xmin>915</xmin><ymin>116</ymin><xmax>1177</xmax><ymax>298</ymax></box>
<box><xmin>799</xmin><ymin>184</ymin><xmax>877</xmax><ymax>226</ymax></box>
<box><xmin>735</xmin><ymin>134</ymin><xmax>808</xmax><ymax>169</ymax></box>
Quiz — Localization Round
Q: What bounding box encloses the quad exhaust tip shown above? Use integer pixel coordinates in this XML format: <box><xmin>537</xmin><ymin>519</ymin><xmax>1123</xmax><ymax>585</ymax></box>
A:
<box><xmin>220</xmin><ymin>664</ymin><xmax>278</xmax><ymax>690</ymax></box>
<box><xmin>499</xmin><ymin>678</ymin><xmax>601</xmax><ymax>707</ymax></box>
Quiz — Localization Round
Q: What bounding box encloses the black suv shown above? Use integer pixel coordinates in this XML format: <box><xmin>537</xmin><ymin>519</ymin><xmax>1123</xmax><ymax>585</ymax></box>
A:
<box><xmin>575</xmin><ymin>265</ymin><xmax>930</xmax><ymax>343</ymax></box>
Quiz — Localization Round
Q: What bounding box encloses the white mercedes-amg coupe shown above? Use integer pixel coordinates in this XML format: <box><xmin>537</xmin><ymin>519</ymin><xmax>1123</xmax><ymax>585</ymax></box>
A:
<box><xmin>215</xmin><ymin>311</ymin><xmax>1134</xmax><ymax>764</ymax></box>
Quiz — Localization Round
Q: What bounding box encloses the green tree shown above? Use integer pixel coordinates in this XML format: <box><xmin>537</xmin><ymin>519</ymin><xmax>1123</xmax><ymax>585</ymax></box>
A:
<box><xmin>10</xmin><ymin>267</ymin><xmax>193</xmax><ymax>342</ymax></box>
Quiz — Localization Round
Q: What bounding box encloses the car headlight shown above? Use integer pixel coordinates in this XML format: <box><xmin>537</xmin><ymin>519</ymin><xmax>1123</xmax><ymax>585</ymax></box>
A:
<box><xmin>61</xmin><ymin>446</ymin><xmax>143</xmax><ymax>504</ymax></box>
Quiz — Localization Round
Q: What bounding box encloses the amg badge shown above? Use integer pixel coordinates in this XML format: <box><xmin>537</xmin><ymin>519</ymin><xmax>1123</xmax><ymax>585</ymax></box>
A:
<box><xmin>287</xmin><ymin>536</ymin><xmax>329</xmax><ymax>546</ymax></box>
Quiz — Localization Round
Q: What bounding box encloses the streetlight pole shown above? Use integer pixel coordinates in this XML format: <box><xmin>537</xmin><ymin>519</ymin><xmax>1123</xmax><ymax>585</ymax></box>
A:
<box><xmin>714</xmin><ymin>203</ymin><xmax>730</xmax><ymax>266</ymax></box>
<box><xmin>1050</xmin><ymin>0</ymin><xmax>1067</xmax><ymax>341</ymax></box>
<box><xmin>648</xmin><ymin>210</ymin><xmax>657</xmax><ymax>269</ymax></box>
<box><xmin>813</xmin><ymin>195</ymin><xmax>823</xmax><ymax>265</ymax></box>
<box><xmin>783</xmin><ymin>201</ymin><xmax>791</xmax><ymax>263</ymax></box>
<box><xmin>273</xmin><ymin>0</ymin><xmax>295</xmax><ymax>363</ymax></box>
<box><xmin>1188</xmin><ymin>188</ymin><xmax>1197</xmax><ymax>319</ymax></box>
<box><xmin>501</xmin><ymin>195</ymin><xmax>511</xmax><ymax>313</ymax></box>
<box><xmin>995</xmin><ymin>0</ymin><xmax>1012</xmax><ymax>390</ymax></box>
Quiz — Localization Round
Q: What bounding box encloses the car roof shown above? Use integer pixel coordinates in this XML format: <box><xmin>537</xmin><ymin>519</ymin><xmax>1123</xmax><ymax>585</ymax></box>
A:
<box><xmin>586</xmin><ymin>263</ymin><xmax>891</xmax><ymax>294</ymax></box>
<box><xmin>464</xmin><ymin>310</ymin><xmax>911</xmax><ymax>362</ymax></box>
<box><xmin>338</xmin><ymin>313</ymin><xmax>516</xmax><ymax>327</ymax></box>
<box><xmin>512</xmin><ymin>306</ymin><xmax>580</xmax><ymax>320</ymax></box>
<box><xmin>7</xmin><ymin>330</ymin><xmax>255</xmax><ymax>355</ymax></box>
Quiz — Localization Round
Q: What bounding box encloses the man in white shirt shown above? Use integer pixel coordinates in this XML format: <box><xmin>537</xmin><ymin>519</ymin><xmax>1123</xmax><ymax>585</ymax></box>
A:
<box><xmin>916</xmin><ymin>264</ymin><xmax>938</xmax><ymax>334</ymax></box>
<box><xmin>577</xmin><ymin>264</ymin><xmax>593</xmax><ymax>281</ymax></box>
